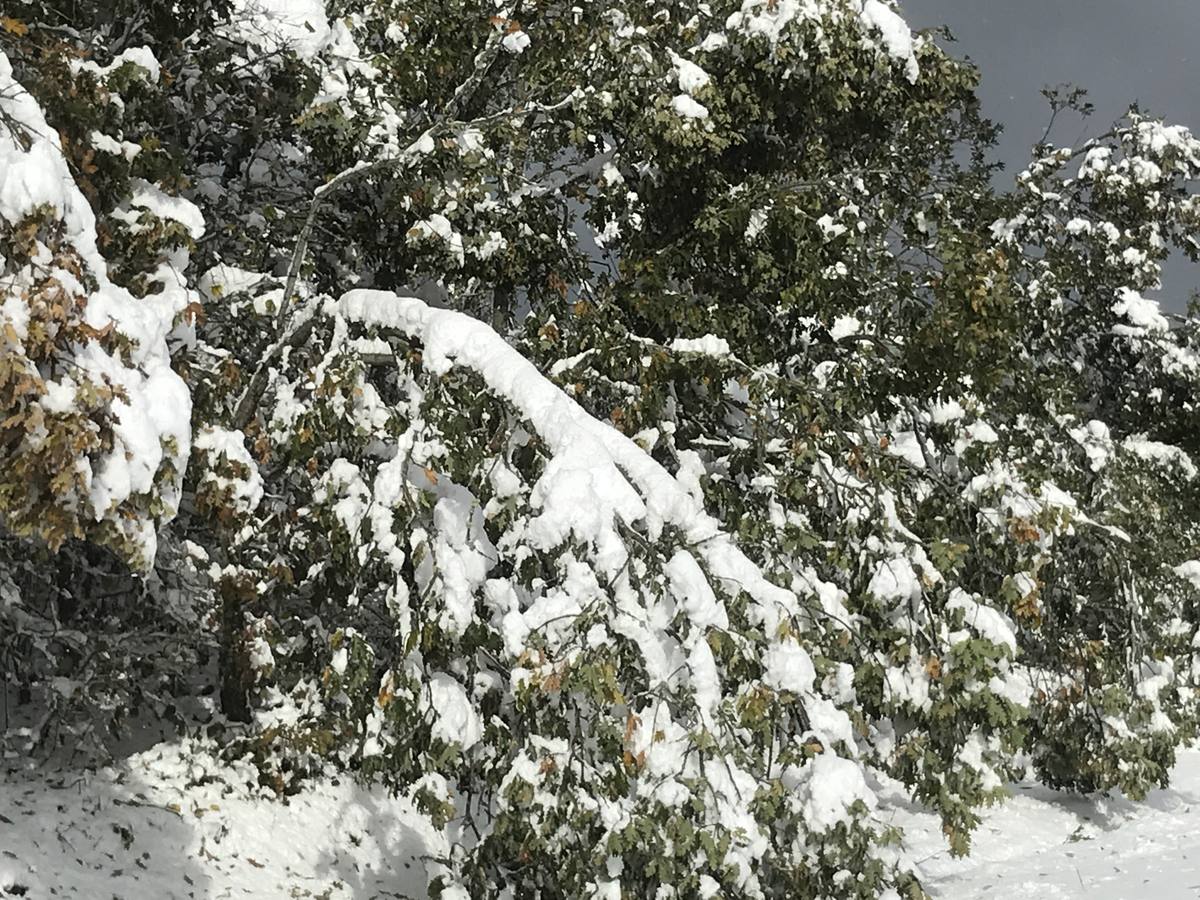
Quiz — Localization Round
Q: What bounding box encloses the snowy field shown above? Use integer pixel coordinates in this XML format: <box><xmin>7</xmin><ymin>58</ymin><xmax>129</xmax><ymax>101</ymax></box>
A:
<box><xmin>3</xmin><ymin>743</ymin><xmax>1200</xmax><ymax>899</ymax></box>
<box><xmin>891</xmin><ymin>753</ymin><xmax>1200</xmax><ymax>899</ymax></box>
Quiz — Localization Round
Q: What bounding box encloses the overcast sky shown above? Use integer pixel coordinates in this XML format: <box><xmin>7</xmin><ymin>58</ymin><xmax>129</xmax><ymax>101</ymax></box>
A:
<box><xmin>900</xmin><ymin>0</ymin><xmax>1199</xmax><ymax>309</ymax></box>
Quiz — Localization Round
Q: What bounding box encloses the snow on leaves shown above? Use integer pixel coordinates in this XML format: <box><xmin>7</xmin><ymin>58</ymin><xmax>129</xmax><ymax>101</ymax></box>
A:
<box><xmin>0</xmin><ymin>50</ymin><xmax>193</xmax><ymax>566</ymax></box>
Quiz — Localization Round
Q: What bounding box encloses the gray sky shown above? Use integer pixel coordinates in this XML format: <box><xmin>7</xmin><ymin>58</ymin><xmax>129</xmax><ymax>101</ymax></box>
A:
<box><xmin>900</xmin><ymin>0</ymin><xmax>1200</xmax><ymax>310</ymax></box>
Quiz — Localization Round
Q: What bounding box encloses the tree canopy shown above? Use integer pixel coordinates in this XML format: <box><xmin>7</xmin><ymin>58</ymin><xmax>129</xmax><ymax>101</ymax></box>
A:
<box><xmin>2</xmin><ymin>1</ymin><xmax>1199</xmax><ymax>897</ymax></box>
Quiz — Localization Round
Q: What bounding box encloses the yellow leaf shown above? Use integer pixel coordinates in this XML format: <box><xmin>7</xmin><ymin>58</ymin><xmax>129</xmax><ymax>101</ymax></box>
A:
<box><xmin>1</xmin><ymin>17</ymin><xmax>28</xmax><ymax>36</ymax></box>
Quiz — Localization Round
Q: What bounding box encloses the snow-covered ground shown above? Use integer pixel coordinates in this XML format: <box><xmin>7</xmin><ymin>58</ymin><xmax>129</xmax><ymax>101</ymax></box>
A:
<box><xmin>896</xmin><ymin>751</ymin><xmax>1200</xmax><ymax>899</ymax></box>
<box><xmin>0</xmin><ymin>741</ymin><xmax>444</xmax><ymax>899</ymax></box>
<box><xmin>4</xmin><ymin>743</ymin><xmax>1200</xmax><ymax>898</ymax></box>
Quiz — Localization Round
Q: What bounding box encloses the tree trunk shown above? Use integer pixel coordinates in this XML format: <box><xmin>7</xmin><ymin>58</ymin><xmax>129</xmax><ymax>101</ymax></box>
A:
<box><xmin>218</xmin><ymin>575</ymin><xmax>252</xmax><ymax>723</ymax></box>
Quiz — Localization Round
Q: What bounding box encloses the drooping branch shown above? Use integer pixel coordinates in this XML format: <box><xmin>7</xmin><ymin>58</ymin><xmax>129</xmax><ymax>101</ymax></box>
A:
<box><xmin>333</xmin><ymin>288</ymin><xmax>801</xmax><ymax>631</ymax></box>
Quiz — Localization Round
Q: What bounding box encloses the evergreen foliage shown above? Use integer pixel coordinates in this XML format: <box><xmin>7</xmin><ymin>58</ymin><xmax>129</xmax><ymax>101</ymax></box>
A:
<box><xmin>2</xmin><ymin>1</ymin><xmax>1199</xmax><ymax>896</ymax></box>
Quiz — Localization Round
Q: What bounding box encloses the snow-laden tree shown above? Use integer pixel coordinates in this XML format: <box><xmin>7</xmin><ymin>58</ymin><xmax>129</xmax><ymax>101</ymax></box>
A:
<box><xmin>206</xmin><ymin>288</ymin><xmax>917</xmax><ymax>896</ymax></box>
<box><xmin>0</xmin><ymin>48</ymin><xmax>193</xmax><ymax>566</ymax></box>
<box><xmin>0</xmin><ymin>34</ymin><xmax>211</xmax><ymax>756</ymax></box>
<box><xmin>2</xmin><ymin>0</ymin><xmax>1200</xmax><ymax>895</ymax></box>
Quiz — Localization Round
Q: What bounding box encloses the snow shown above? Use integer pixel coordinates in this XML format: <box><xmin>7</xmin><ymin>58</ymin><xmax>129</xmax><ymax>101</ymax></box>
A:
<box><xmin>830</xmin><ymin>314</ymin><xmax>861</xmax><ymax>340</ymax></box>
<box><xmin>817</xmin><ymin>212</ymin><xmax>848</xmax><ymax>240</ymax></box>
<box><xmin>868</xmin><ymin>556</ymin><xmax>922</xmax><ymax>604</ymax></box>
<box><xmin>90</xmin><ymin>129</ymin><xmax>142</xmax><ymax>160</ymax></box>
<box><xmin>502</xmin><ymin>30</ymin><xmax>531</xmax><ymax>54</ymax></box>
<box><xmin>885</xmin><ymin>652</ymin><xmax>933</xmax><ymax>712</ymax></box>
<box><xmin>421</xmin><ymin>672</ymin><xmax>484</xmax><ymax>751</ymax></box>
<box><xmin>330</xmin><ymin>645</ymin><xmax>348</xmax><ymax>675</ymax></box>
<box><xmin>762</xmin><ymin>638</ymin><xmax>816</xmax><ymax>694</ymax></box>
<box><xmin>665</xmin><ymin>549</ymin><xmax>728</xmax><ymax>631</ymax></box>
<box><xmin>671</xmin><ymin>93</ymin><xmax>710</xmax><ymax>119</ymax></box>
<box><xmin>233</xmin><ymin>0</ymin><xmax>331</xmax><ymax>60</ymax></box>
<box><xmin>193</xmin><ymin>427</ymin><xmax>265</xmax><ymax>514</ymax></box>
<box><xmin>1071</xmin><ymin>419</ymin><xmax>1113</xmax><ymax>471</ymax></box>
<box><xmin>1079</xmin><ymin>146</ymin><xmax>1113</xmax><ymax>179</ymax></box>
<box><xmin>858</xmin><ymin>0</ymin><xmax>920</xmax><ymax>83</ymax></box>
<box><xmin>126</xmin><ymin>178</ymin><xmax>207</xmax><ymax>238</ymax></box>
<box><xmin>1112</xmin><ymin>287</ymin><xmax>1169</xmax><ymax>334</ymax></box>
<box><xmin>198</xmin><ymin>263</ymin><xmax>268</xmax><ymax>300</ymax></box>
<box><xmin>0</xmin><ymin>742</ymin><xmax>445</xmax><ymax>899</ymax></box>
<box><xmin>930</xmin><ymin>398</ymin><xmax>966</xmax><ymax>424</ymax></box>
<box><xmin>795</xmin><ymin>753</ymin><xmax>876</xmax><ymax>831</ymax></box>
<box><xmin>9</xmin><ymin>737</ymin><xmax>1200</xmax><ymax>899</ymax></box>
<box><xmin>0</xmin><ymin>50</ymin><xmax>193</xmax><ymax>563</ymax></box>
<box><xmin>726</xmin><ymin>0</ymin><xmax>822</xmax><ymax>45</ymax></box>
<box><xmin>953</xmin><ymin>419</ymin><xmax>1000</xmax><ymax>455</ymax></box>
<box><xmin>423</xmin><ymin>478</ymin><xmax>498</xmax><ymax>638</ymax></box>
<box><xmin>73</xmin><ymin>45</ymin><xmax>162</xmax><ymax>82</ymax></box>
<box><xmin>1174</xmin><ymin>561</ymin><xmax>1200</xmax><ymax>589</ymax></box>
<box><xmin>696</xmin><ymin>32</ymin><xmax>730</xmax><ymax>53</ymax></box>
<box><xmin>669</xmin><ymin>334</ymin><xmax>731</xmax><ymax>357</ymax></box>
<box><xmin>333</xmin><ymin>290</ymin><xmax>804</xmax><ymax>641</ymax></box>
<box><xmin>946</xmin><ymin>588</ymin><xmax>1019</xmax><ymax>654</ymax></box>
<box><xmin>965</xmin><ymin>420</ymin><xmax>999</xmax><ymax>444</ymax></box>
<box><xmin>4</xmin><ymin>0</ymin><xmax>1198</xmax><ymax>893</ymax></box>
<box><xmin>318</xmin><ymin>459</ymin><xmax>372</xmax><ymax>538</ymax></box>
<box><xmin>408</xmin><ymin>213</ymin><xmax>465</xmax><ymax>265</ymax></box>
<box><xmin>669</xmin><ymin>50</ymin><xmax>711</xmax><ymax>93</ymax></box>
<box><xmin>745</xmin><ymin>205</ymin><xmax>771</xmax><ymax>241</ymax></box>
<box><xmin>894</xmin><ymin>748</ymin><xmax>1200</xmax><ymax>899</ymax></box>
<box><xmin>887</xmin><ymin>430</ymin><xmax>927</xmax><ymax>468</ymax></box>
<box><xmin>1123</xmin><ymin>436</ymin><xmax>1197</xmax><ymax>480</ymax></box>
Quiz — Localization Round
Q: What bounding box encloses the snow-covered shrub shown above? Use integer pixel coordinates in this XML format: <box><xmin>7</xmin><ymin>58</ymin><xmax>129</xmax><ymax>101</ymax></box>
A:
<box><xmin>210</xmin><ymin>290</ymin><xmax>922</xmax><ymax>896</ymax></box>
<box><xmin>0</xmin><ymin>49</ymin><xmax>193</xmax><ymax>567</ymax></box>
<box><xmin>3</xmin><ymin>0</ymin><xmax>1200</xmax><ymax>894</ymax></box>
<box><xmin>0</xmin><ymin>13</ymin><xmax>211</xmax><ymax>758</ymax></box>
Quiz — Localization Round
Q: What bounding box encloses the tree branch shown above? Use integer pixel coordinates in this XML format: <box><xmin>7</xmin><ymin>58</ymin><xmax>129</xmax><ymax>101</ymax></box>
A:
<box><xmin>230</xmin><ymin>91</ymin><xmax>579</xmax><ymax>431</ymax></box>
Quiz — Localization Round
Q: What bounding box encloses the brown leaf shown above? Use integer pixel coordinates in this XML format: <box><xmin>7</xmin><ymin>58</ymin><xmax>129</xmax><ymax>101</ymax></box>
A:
<box><xmin>547</xmin><ymin>272</ymin><xmax>568</xmax><ymax>299</ymax></box>
<box><xmin>181</xmin><ymin>300</ymin><xmax>205</xmax><ymax>326</ymax></box>
<box><xmin>77</xmin><ymin>320</ymin><xmax>115</xmax><ymax>342</ymax></box>
<box><xmin>253</xmin><ymin>430</ymin><xmax>272</xmax><ymax>464</ymax></box>
<box><xmin>623</xmin><ymin>712</ymin><xmax>640</xmax><ymax>745</ymax></box>
<box><xmin>924</xmin><ymin>655</ymin><xmax>942</xmax><ymax>679</ymax></box>
<box><xmin>1009</xmin><ymin>518</ymin><xmax>1041</xmax><ymax>544</ymax></box>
